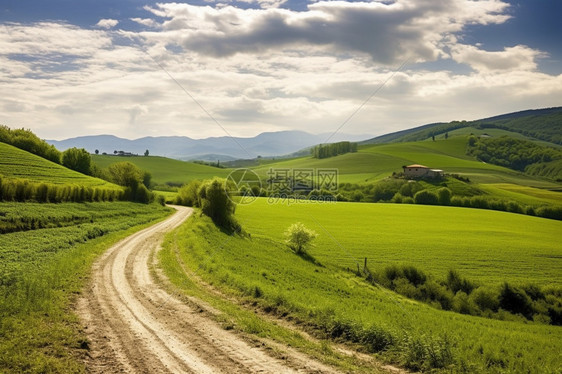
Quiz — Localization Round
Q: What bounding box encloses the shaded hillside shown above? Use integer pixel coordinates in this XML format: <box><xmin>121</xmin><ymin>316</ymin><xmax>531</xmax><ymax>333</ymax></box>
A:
<box><xmin>467</xmin><ymin>136</ymin><xmax>562</xmax><ymax>181</ymax></box>
<box><xmin>361</xmin><ymin>107</ymin><xmax>562</xmax><ymax>146</ymax></box>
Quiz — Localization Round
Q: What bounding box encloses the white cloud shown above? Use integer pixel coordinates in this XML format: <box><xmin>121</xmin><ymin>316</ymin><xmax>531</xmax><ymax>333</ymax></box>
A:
<box><xmin>0</xmin><ymin>1</ymin><xmax>560</xmax><ymax>142</ymax></box>
<box><xmin>130</xmin><ymin>18</ymin><xmax>160</xmax><ymax>28</ymax></box>
<box><xmin>96</xmin><ymin>18</ymin><xmax>119</xmax><ymax>29</ymax></box>
<box><xmin>451</xmin><ymin>44</ymin><xmax>545</xmax><ymax>72</ymax></box>
<box><xmin>142</xmin><ymin>0</ymin><xmax>511</xmax><ymax>64</ymax></box>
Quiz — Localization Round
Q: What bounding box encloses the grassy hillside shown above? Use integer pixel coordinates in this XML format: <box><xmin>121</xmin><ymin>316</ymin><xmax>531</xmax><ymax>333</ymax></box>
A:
<box><xmin>238</xmin><ymin>200</ymin><xmax>561</xmax><ymax>286</ymax></box>
<box><xmin>0</xmin><ymin>202</ymin><xmax>172</xmax><ymax>372</ymax></box>
<box><xmin>161</xmin><ymin>202</ymin><xmax>561</xmax><ymax>373</ymax></box>
<box><xmin>251</xmin><ymin>137</ymin><xmax>562</xmax><ymax>196</ymax></box>
<box><xmin>0</xmin><ymin>142</ymin><xmax>119</xmax><ymax>189</ymax></box>
<box><xmin>92</xmin><ymin>154</ymin><xmax>230</xmax><ymax>186</ymax></box>
<box><xmin>362</xmin><ymin>107</ymin><xmax>562</xmax><ymax>146</ymax></box>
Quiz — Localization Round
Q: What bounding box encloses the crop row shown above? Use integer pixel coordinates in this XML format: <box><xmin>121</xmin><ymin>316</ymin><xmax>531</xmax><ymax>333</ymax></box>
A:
<box><xmin>0</xmin><ymin>176</ymin><xmax>124</xmax><ymax>204</ymax></box>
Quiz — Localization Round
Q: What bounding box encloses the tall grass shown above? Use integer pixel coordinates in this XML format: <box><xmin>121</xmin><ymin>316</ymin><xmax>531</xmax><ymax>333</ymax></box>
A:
<box><xmin>160</xmin><ymin>203</ymin><xmax>562</xmax><ymax>372</ymax></box>
<box><xmin>0</xmin><ymin>202</ymin><xmax>172</xmax><ymax>372</ymax></box>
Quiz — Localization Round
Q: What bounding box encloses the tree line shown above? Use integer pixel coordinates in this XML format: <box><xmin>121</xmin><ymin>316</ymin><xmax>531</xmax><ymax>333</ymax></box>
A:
<box><xmin>311</xmin><ymin>141</ymin><xmax>357</xmax><ymax>159</ymax></box>
<box><xmin>467</xmin><ymin>135</ymin><xmax>562</xmax><ymax>180</ymax></box>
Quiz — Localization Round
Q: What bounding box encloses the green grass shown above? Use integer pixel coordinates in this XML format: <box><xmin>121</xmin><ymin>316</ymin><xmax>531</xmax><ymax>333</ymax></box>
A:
<box><xmin>154</xmin><ymin>190</ymin><xmax>179</xmax><ymax>204</ymax></box>
<box><xmin>249</xmin><ymin>136</ymin><xmax>562</xmax><ymax>205</ymax></box>
<box><xmin>0</xmin><ymin>142</ymin><xmax>119</xmax><ymax>189</ymax></box>
<box><xmin>161</xmin><ymin>200</ymin><xmax>561</xmax><ymax>372</ymax></box>
<box><xmin>92</xmin><ymin>154</ymin><xmax>230</xmax><ymax>186</ymax></box>
<box><xmin>479</xmin><ymin>184</ymin><xmax>562</xmax><ymax>206</ymax></box>
<box><xmin>238</xmin><ymin>199</ymin><xmax>561</xmax><ymax>286</ymax></box>
<box><xmin>157</xmin><ymin>220</ymin><xmax>386</xmax><ymax>373</ymax></box>
<box><xmin>0</xmin><ymin>202</ymin><xmax>172</xmax><ymax>373</ymax></box>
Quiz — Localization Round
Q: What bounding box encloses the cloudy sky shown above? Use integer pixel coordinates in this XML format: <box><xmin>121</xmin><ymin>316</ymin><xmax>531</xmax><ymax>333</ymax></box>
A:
<box><xmin>1</xmin><ymin>0</ymin><xmax>561</xmax><ymax>140</ymax></box>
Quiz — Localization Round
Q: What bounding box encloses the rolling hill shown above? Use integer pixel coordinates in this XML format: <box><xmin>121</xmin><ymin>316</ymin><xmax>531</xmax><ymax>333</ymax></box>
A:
<box><xmin>361</xmin><ymin>106</ymin><xmax>562</xmax><ymax>146</ymax></box>
<box><xmin>0</xmin><ymin>142</ymin><xmax>120</xmax><ymax>189</ymax></box>
<box><xmin>252</xmin><ymin>136</ymin><xmax>562</xmax><ymax>186</ymax></box>
<box><xmin>91</xmin><ymin>154</ymin><xmax>230</xmax><ymax>186</ymax></box>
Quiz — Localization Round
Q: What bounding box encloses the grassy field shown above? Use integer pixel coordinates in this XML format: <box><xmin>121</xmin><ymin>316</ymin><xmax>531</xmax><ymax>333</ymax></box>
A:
<box><xmin>252</xmin><ymin>137</ymin><xmax>560</xmax><ymax>186</ymax></box>
<box><xmin>92</xmin><ymin>154</ymin><xmax>230</xmax><ymax>186</ymax></box>
<box><xmin>238</xmin><ymin>199</ymin><xmax>561</xmax><ymax>286</ymax></box>
<box><xmin>161</xmin><ymin>200</ymin><xmax>561</xmax><ymax>372</ymax></box>
<box><xmin>0</xmin><ymin>202</ymin><xmax>172</xmax><ymax>373</ymax></box>
<box><xmin>89</xmin><ymin>136</ymin><xmax>562</xmax><ymax>207</ymax></box>
<box><xmin>0</xmin><ymin>142</ymin><xmax>120</xmax><ymax>189</ymax></box>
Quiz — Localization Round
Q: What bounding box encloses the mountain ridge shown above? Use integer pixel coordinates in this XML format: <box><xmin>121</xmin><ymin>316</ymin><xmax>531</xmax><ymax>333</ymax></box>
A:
<box><xmin>47</xmin><ymin>130</ymin><xmax>370</xmax><ymax>161</ymax></box>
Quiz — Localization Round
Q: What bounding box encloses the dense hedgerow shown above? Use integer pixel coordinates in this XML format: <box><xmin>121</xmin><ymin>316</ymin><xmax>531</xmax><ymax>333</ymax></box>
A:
<box><xmin>368</xmin><ymin>264</ymin><xmax>562</xmax><ymax>326</ymax></box>
<box><xmin>0</xmin><ymin>176</ymin><xmax>123</xmax><ymax>204</ymax></box>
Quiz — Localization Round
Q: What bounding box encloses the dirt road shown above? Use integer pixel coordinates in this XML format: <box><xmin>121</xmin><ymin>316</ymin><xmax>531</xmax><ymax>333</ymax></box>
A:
<box><xmin>77</xmin><ymin>206</ymin><xmax>339</xmax><ymax>373</ymax></box>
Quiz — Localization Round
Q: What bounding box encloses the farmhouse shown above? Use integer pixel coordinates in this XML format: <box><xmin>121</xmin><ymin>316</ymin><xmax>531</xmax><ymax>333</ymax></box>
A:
<box><xmin>403</xmin><ymin>164</ymin><xmax>444</xmax><ymax>179</ymax></box>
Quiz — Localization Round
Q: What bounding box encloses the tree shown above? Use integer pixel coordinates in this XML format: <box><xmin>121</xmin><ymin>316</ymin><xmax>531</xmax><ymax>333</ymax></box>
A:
<box><xmin>198</xmin><ymin>178</ymin><xmax>238</xmax><ymax>230</ymax></box>
<box><xmin>144</xmin><ymin>149</ymin><xmax>149</xmax><ymax>157</ymax></box>
<box><xmin>95</xmin><ymin>149</ymin><xmax>99</xmax><ymax>155</ymax></box>
<box><xmin>107</xmin><ymin>162</ymin><xmax>154</xmax><ymax>203</ymax></box>
<box><xmin>284</xmin><ymin>222</ymin><xmax>317</xmax><ymax>254</ymax></box>
<box><xmin>107</xmin><ymin>162</ymin><xmax>142</xmax><ymax>190</ymax></box>
<box><xmin>62</xmin><ymin>147</ymin><xmax>92</xmax><ymax>175</ymax></box>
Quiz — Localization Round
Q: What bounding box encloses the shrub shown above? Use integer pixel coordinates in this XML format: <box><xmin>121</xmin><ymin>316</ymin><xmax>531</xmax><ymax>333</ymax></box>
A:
<box><xmin>507</xmin><ymin>201</ymin><xmax>523</xmax><ymax>214</ymax></box>
<box><xmin>372</xmin><ymin>180</ymin><xmax>406</xmax><ymax>202</ymax></box>
<box><xmin>470</xmin><ymin>287</ymin><xmax>499</xmax><ymax>312</ymax></box>
<box><xmin>536</xmin><ymin>206</ymin><xmax>562</xmax><ymax>220</ymax></box>
<box><xmin>156</xmin><ymin>194</ymin><xmax>166</xmax><ymax>206</ymax></box>
<box><xmin>420</xmin><ymin>281</ymin><xmax>454</xmax><ymax>310</ymax></box>
<box><xmin>470</xmin><ymin>196</ymin><xmax>489</xmax><ymax>209</ymax></box>
<box><xmin>135</xmin><ymin>184</ymin><xmax>153</xmax><ymax>204</ymax></box>
<box><xmin>414</xmin><ymin>190</ymin><xmax>438</xmax><ymax>205</ymax></box>
<box><xmin>452</xmin><ymin>291</ymin><xmax>476</xmax><ymax>315</ymax></box>
<box><xmin>284</xmin><ymin>222</ymin><xmax>317</xmax><ymax>254</ymax></box>
<box><xmin>176</xmin><ymin>180</ymin><xmax>202</xmax><ymax>207</ymax></box>
<box><xmin>198</xmin><ymin>178</ymin><xmax>238</xmax><ymax>230</ymax></box>
<box><xmin>351</xmin><ymin>191</ymin><xmax>364</xmax><ymax>202</ymax></box>
<box><xmin>402</xmin><ymin>196</ymin><xmax>414</xmax><ymax>204</ymax></box>
<box><xmin>498</xmin><ymin>282</ymin><xmax>534</xmax><ymax>319</ymax></box>
<box><xmin>402</xmin><ymin>265</ymin><xmax>427</xmax><ymax>286</ymax></box>
<box><xmin>437</xmin><ymin>187</ymin><xmax>452</xmax><ymax>205</ymax></box>
<box><xmin>360</xmin><ymin>324</ymin><xmax>395</xmax><ymax>353</ymax></box>
<box><xmin>399</xmin><ymin>181</ymin><xmax>423</xmax><ymax>197</ymax></box>
<box><xmin>391</xmin><ymin>192</ymin><xmax>403</xmax><ymax>203</ymax></box>
<box><xmin>446</xmin><ymin>270</ymin><xmax>475</xmax><ymax>294</ymax></box>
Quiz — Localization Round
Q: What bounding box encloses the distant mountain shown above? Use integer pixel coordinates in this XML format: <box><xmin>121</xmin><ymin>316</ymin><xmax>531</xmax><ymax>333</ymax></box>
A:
<box><xmin>361</xmin><ymin>107</ymin><xmax>562</xmax><ymax>146</ymax></box>
<box><xmin>47</xmin><ymin>131</ymin><xmax>370</xmax><ymax>160</ymax></box>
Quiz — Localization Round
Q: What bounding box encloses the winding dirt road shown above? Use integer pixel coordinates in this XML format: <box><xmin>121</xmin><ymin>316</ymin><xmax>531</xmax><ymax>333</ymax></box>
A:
<box><xmin>77</xmin><ymin>206</ymin><xmax>339</xmax><ymax>373</ymax></box>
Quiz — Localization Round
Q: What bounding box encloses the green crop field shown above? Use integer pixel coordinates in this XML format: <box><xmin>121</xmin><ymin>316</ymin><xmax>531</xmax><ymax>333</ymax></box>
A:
<box><xmin>0</xmin><ymin>201</ymin><xmax>172</xmax><ymax>372</ymax></box>
<box><xmin>0</xmin><ymin>142</ymin><xmax>120</xmax><ymax>189</ymax></box>
<box><xmin>92</xmin><ymin>154</ymin><xmax>230</xmax><ymax>186</ymax></box>
<box><xmin>161</xmin><ymin>199</ymin><xmax>561</xmax><ymax>372</ymax></box>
